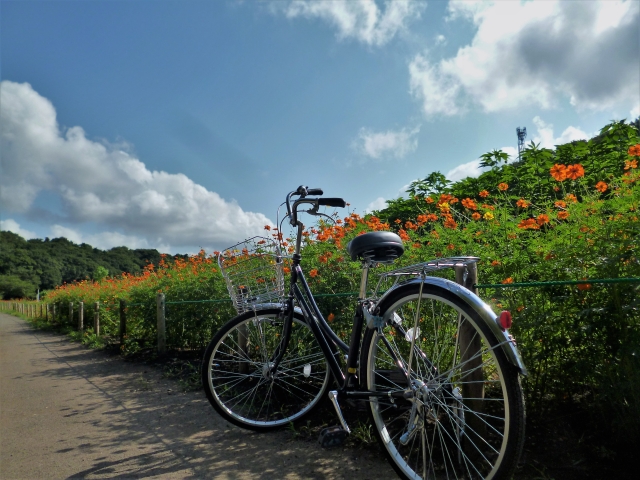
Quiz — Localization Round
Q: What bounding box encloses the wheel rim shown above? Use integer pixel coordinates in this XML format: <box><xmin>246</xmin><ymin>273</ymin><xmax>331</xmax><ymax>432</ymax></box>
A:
<box><xmin>207</xmin><ymin>313</ymin><xmax>330</xmax><ymax>427</ymax></box>
<box><xmin>367</xmin><ymin>293</ymin><xmax>511</xmax><ymax>479</ymax></box>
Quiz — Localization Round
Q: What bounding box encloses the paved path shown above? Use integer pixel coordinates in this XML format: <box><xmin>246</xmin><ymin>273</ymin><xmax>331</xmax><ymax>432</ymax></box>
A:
<box><xmin>0</xmin><ymin>313</ymin><xmax>395</xmax><ymax>479</ymax></box>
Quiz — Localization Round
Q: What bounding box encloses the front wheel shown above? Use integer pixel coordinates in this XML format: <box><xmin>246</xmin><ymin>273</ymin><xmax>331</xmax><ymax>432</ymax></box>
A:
<box><xmin>202</xmin><ymin>308</ymin><xmax>331</xmax><ymax>430</ymax></box>
<box><xmin>361</xmin><ymin>285</ymin><xmax>525</xmax><ymax>479</ymax></box>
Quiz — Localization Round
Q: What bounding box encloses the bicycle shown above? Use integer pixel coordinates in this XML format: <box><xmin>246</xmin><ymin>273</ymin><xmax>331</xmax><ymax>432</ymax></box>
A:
<box><xmin>202</xmin><ymin>186</ymin><xmax>527</xmax><ymax>479</ymax></box>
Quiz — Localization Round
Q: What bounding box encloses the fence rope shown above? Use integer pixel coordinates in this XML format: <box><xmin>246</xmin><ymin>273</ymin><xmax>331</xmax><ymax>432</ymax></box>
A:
<box><xmin>475</xmin><ymin>277</ymin><xmax>640</xmax><ymax>289</ymax></box>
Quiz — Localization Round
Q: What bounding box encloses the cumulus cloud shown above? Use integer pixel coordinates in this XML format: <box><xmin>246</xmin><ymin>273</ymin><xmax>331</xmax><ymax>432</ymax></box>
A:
<box><xmin>275</xmin><ymin>0</ymin><xmax>425</xmax><ymax>46</ymax></box>
<box><xmin>0</xmin><ymin>81</ymin><xmax>272</xmax><ymax>252</ymax></box>
<box><xmin>365</xmin><ymin>196</ymin><xmax>387</xmax><ymax>213</ymax></box>
<box><xmin>353</xmin><ymin>125</ymin><xmax>420</xmax><ymax>159</ymax></box>
<box><xmin>411</xmin><ymin>0</ymin><xmax>639</xmax><ymax>116</ymax></box>
<box><xmin>0</xmin><ymin>219</ymin><xmax>37</xmax><ymax>240</ymax></box>
<box><xmin>446</xmin><ymin>146</ymin><xmax>517</xmax><ymax>182</ymax></box>
<box><xmin>531</xmin><ymin>116</ymin><xmax>592</xmax><ymax>148</ymax></box>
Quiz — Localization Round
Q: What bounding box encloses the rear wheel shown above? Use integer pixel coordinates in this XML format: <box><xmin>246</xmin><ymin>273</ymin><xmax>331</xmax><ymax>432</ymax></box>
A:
<box><xmin>361</xmin><ymin>285</ymin><xmax>525</xmax><ymax>479</ymax></box>
<box><xmin>202</xmin><ymin>308</ymin><xmax>331</xmax><ymax>430</ymax></box>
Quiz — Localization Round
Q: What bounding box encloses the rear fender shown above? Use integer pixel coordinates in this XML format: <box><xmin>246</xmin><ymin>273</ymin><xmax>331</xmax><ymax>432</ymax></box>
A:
<box><xmin>378</xmin><ymin>277</ymin><xmax>527</xmax><ymax>375</ymax></box>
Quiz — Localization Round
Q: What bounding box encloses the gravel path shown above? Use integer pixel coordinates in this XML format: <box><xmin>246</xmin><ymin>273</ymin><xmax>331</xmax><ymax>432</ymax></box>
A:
<box><xmin>0</xmin><ymin>313</ymin><xmax>396</xmax><ymax>479</ymax></box>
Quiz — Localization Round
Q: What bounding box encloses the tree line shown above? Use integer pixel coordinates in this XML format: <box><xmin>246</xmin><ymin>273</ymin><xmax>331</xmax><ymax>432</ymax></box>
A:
<box><xmin>0</xmin><ymin>232</ymin><xmax>172</xmax><ymax>299</ymax></box>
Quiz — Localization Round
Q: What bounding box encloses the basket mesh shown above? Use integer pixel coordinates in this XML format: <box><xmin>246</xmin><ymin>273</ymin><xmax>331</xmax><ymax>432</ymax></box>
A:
<box><xmin>218</xmin><ymin>236</ymin><xmax>286</xmax><ymax>314</ymax></box>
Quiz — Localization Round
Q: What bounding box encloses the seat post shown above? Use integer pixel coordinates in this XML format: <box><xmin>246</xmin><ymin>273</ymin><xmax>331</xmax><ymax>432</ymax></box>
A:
<box><xmin>358</xmin><ymin>262</ymin><xmax>370</xmax><ymax>300</ymax></box>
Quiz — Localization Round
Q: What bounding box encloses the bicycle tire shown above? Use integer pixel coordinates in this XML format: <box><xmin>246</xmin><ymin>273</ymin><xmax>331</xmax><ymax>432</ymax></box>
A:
<box><xmin>360</xmin><ymin>284</ymin><xmax>525</xmax><ymax>479</ymax></box>
<box><xmin>202</xmin><ymin>307</ymin><xmax>331</xmax><ymax>430</ymax></box>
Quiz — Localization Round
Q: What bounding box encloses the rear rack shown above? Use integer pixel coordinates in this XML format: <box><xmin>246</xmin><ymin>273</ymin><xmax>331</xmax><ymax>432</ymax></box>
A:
<box><xmin>374</xmin><ymin>256</ymin><xmax>480</xmax><ymax>294</ymax></box>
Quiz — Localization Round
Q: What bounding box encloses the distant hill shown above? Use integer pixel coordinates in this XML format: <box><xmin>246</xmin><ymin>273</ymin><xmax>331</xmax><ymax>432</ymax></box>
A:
<box><xmin>0</xmin><ymin>231</ymin><xmax>164</xmax><ymax>299</ymax></box>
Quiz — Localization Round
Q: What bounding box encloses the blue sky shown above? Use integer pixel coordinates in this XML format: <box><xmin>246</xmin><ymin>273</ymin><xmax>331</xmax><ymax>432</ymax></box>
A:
<box><xmin>1</xmin><ymin>0</ymin><xmax>638</xmax><ymax>253</ymax></box>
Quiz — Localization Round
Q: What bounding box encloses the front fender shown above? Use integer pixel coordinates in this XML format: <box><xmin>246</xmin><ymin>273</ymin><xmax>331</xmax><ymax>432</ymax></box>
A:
<box><xmin>378</xmin><ymin>277</ymin><xmax>527</xmax><ymax>375</ymax></box>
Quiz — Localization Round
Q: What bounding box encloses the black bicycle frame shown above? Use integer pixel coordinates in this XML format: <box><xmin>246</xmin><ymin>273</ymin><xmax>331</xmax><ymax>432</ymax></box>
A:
<box><xmin>274</xmin><ymin>258</ymin><xmax>410</xmax><ymax>401</ymax></box>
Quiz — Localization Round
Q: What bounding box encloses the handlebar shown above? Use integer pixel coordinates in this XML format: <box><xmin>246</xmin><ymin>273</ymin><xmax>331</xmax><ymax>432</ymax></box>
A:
<box><xmin>285</xmin><ymin>185</ymin><xmax>346</xmax><ymax>226</ymax></box>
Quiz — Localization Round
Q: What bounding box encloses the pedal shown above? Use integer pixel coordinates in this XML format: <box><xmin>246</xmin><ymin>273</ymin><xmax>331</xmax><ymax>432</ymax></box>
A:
<box><xmin>318</xmin><ymin>426</ymin><xmax>349</xmax><ymax>448</ymax></box>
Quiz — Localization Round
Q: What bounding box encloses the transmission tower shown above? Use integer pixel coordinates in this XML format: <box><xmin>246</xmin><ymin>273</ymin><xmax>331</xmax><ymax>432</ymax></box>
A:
<box><xmin>516</xmin><ymin>127</ymin><xmax>527</xmax><ymax>162</ymax></box>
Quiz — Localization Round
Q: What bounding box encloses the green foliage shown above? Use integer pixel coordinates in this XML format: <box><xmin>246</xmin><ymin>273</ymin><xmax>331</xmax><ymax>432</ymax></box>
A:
<box><xmin>93</xmin><ymin>266</ymin><xmax>109</xmax><ymax>282</ymax></box>
<box><xmin>0</xmin><ymin>274</ymin><xmax>37</xmax><ymax>299</ymax></box>
<box><xmin>374</xmin><ymin>119</ymin><xmax>639</xmax><ymax>224</ymax></box>
<box><xmin>0</xmin><ymin>231</ymin><xmax>164</xmax><ymax>298</ymax></box>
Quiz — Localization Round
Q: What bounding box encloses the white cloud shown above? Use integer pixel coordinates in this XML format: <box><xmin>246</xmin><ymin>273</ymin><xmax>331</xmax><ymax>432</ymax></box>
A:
<box><xmin>275</xmin><ymin>0</ymin><xmax>425</xmax><ymax>46</ymax></box>
<box><xmin>353</xmin><ymin>125</ymin><xmax>420</xmax><ymax>159</ymax></box>
<box><xmin>531</xmin><ymin>116</ymin><xmax>591</xmax><ymax>148</ymax></box>
<box><xmin>446</xmin><ymin>158</ymin><xmax>484</xmax><ymax>182</ymax></box>
<box><xmin>365</xmin><ymin>196</ymin><xmax>387</xmax><ymax>213</ymax></box>
<box><xmin>0</xmin><ymin>219</ymin><xmax>37</xmax><ymax>240</ymax></box>
<box><xmin>0</xmin><ymin>81</ymin><xmax>273</xmax><ymax>252</ymax></box>
<box><xmin>446</xmin><ymin>146</ymin><xmax>517</xmax><ymax>182</ymax></box>
<box><xmin>411</xmin><ymin>0</ymin><xmax>639</xmax><ymax>116</ymax></box>
<box><xmin>631</xmin><ymin>103</ymin><xmax>640</xmax><ymax>118</ymax></box>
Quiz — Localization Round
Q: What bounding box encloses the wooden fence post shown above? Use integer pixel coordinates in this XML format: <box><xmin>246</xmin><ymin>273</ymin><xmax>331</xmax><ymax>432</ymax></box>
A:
<box><xmin>119</xmin><ymin>299</ymin><xmax>127</xmax><ymax>347</ymax></box>
<box><xmin>454</xmin><ymin>262</ymin><xmax>486</xmax><ymax>454</ymax></box>
<box><xmin>157</xmin><ymin>293</ymin><xmax>166</xmax><ymax>354</ymax></box>
<box><xmin>94</xmin><ymin>302</ymin><xmax>100</xmax><ymax>336</ymax></box>
<box><xmin>52</xmin><ymin>303</ymin><xmax>56</xmax><ymax>323</ymax></box>
<box><xmin>69</xmin><ymin>302</ymin><xmax>74</xmax><ymax>325</ymax></box>
<box><xmin>78</xmin><ymin>302</ymin><xmax>84</xmax><ymax>331</ymax></box>
<box><xmin>45</xmin><ymin>304</ymin><xmax>49</xmax><ymax>322</ymax></box>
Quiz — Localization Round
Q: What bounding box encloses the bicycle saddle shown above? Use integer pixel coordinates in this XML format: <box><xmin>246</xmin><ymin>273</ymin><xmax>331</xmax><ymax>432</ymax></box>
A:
<box><xmin>346</xmin><ymin>231</ymin><xmax>404</xmax><ymax>263</ymax></box>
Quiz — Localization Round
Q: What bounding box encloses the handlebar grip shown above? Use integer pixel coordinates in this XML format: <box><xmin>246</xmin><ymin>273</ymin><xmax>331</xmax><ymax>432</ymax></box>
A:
<box><xmin>318</xmin><ymin>197</ymin><xmax>346</xmax><ymax>208</ymax></box>
<box><xmin>307</xmin><ymin>188</ymin><xmax>323</xmax><ymax>195</ymax></box>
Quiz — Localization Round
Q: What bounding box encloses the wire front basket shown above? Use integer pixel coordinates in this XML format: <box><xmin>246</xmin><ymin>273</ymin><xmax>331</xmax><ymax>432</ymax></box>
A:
<box><xmin>218</xmin><ymin>236</ymin><xmax>286</xmax><ymax>314</ymax></box>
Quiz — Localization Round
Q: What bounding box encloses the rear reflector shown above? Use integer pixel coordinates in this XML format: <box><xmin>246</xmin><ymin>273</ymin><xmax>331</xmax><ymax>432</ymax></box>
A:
<box><xmin>499</xmin><ymin>310</ymin><xmax>513</xmax><ymax>330</ymax></box>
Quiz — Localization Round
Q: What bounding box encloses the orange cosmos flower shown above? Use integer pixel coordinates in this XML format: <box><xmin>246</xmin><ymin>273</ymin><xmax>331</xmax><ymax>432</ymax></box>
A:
<box><xmin>327</xmin><ymin>313</ymin><xmax>335</xmax><ymax>322</ymax></box>
<box><xmin>536</xmin><ymin>214</ymin><xmax>550</xmax><ymax>225</ymax></box>
<box><xmin>550</xmin><ymin>164</ymin><xmax>567</xmax><ymax>181</ymax></box>
<box><xmin>516</xmin><ymin>198</ymin><xmax>529</xmax><ymax>208</ymax></box>
<box><xmin>472</xmin><ymin>212</ymin><xmax>482</xmax><ymax>220</ymax></box>
<box><xmin>557</xmin><ymin>211</ymin><xmax>570</xmax><ymax>220</ymax></box>
<box><xmin>565</xmin><ymin>193</ymin><xmax>578</xmax><ymax>203</ymax></box>
<box><xmin>461</xmin><ymin>198</ymin><xmax>478</xmax><ymax>210</ymax></box>
<box><xmin>394</xmin><ymin>218</ymin><xmax>402</xmax><ymax>224</ymax></box>
<box><xmin>595</xmin><ymin>181</ymin><xmax>608</xmax><ymax>193</ymax></box>
<box><xmin>398</xmin><ymin>229</ymin><xmax>410</xmax><ymax>241</ymax></box>
<box><xmin>491</xmin><ymin>260</ymin><xmax>501</xmax><ymax>266</ymax></box>
<box><xmin>447</xmin><ymin>243</ymin><xmax>455</xmax><ymax>250</ymax></box>
<box><xmin>426</xmin><ymin>196</ymin><xmax>434</xmax><ymax>204</ymax></box>
<box><xmin>566</xmin><ymin>164</ymin><xmax>585</xmax><ymax>180</ymax></box>
<box><xmin>443</xmin><ymin>217</ymin><xmax>457</xmax><ymax>229</ymax></box>
<box><xmin>554</xmin><ymin>200</ymin><xmax>567</xmax><ymax>208</ymax></box>
<box><xmin>517</xmin><ymin>218</ymin><xmax>539</xmax><ymax>230</ymax></box>
<box><xmin>502</xmin><ymin>277</ymin><xmax>514</xmax><ymax>284</ymax></box>
<box><xmin>625</xmin><ymin>159</ymin><xmax>638</xmax><ymax>170</ymax></box>
<box><xmin>309</xmin><ymin>269</ymin><xmax>319</xmax><ymax>278</ymax></box>
<box><xmin>628</xmin><ymin>144</ymin><xmax>640</xmax><ymax>156</ymax></box>
<box><xmin>498</xmin><ymin>183</ymin><xmax>509</xmax><ymax>191</ymax></box>
<box><xmin>479</xmin><ymin>190</ymin><xmax>490</xmax><ymax>198</ymax></box>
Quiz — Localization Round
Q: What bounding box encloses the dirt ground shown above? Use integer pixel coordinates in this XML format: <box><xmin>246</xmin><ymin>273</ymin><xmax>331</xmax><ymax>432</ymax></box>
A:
<box><xmin>0</xmin><ymin>313</ymin><xmax>395</xmax><ymax>479</ymax></box>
